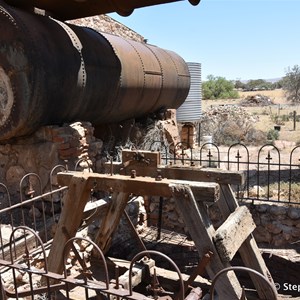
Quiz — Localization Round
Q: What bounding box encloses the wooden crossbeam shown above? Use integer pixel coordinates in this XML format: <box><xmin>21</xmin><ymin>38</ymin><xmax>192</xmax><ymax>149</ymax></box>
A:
<box><xmin>160</xmin><ymin>166</ymin><xmax>244</xmax><ymax>186</ymax></box>
<box><xmin>57</xmin><ymin>172</ymin><xmax>219</xmax><ymax>203</ymax></box>
<box><xmin>104</xmin><ymin>163</ymin><xmax>244</xmax><ymax>186</ymax></box>
<box><xmin>213</xmin><ymin>206</ymin><xmax>256</xmax><ymax>262</ymax></box>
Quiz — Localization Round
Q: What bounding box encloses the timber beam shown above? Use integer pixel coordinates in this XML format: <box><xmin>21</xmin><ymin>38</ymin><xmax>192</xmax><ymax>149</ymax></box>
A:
<box><xmin>57</xmin><ymin>172</ymin><xmax>220</xmax><ymax>203</ymax></box>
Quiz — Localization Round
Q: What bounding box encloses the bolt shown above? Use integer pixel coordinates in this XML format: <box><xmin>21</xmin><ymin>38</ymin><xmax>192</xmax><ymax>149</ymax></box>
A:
<box><xmin>64</xmin><ymin>160</ymin><xmax>69</xmax><ymax>172</ymax></box>
<box><xmin>155</xmin><ymin>170</ymin><xmax>162</xmax><ymax>181</ymax></box>
<box><xmin>131</xmin><ymin>170</ymin><xmax>136</xmax><ymax>178</ymax></box>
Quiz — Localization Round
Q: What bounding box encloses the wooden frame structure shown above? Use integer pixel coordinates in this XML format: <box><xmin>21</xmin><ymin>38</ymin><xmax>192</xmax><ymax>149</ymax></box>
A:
<box><xmin>47</xmin><ymin>150</ymin><xmax>277</xmax><ymax>299</ymax></box>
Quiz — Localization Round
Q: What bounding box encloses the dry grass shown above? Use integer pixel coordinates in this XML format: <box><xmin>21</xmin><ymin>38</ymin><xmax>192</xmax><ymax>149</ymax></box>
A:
<box><xmin>202</xmin><ymin>89</ymin><xmax>300</xmax><ymax>145</ymax></box>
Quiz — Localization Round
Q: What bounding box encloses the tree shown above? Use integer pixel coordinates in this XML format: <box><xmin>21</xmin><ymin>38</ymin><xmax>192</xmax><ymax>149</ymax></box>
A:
<box><xmin>244</xmin><ymin>79</ymin><xmax>273</xmax><ymax>91</ymax></box>
<box><xmin>282</xmin><ymin>65</ymin><xmax>300</xmax><ymax>103</ymax></box>
<box><xmin>234</xmin><ymin>79</ymin><xmax>246</xmax><ymax>90</ymax></box>
<box><xmin>202</xmin><ymin>75</ymin><xmax>239</xmax><ymax>100</ymax></box>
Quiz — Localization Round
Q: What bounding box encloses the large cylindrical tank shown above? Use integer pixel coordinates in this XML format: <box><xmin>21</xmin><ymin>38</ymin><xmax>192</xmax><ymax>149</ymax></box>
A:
<box><xmin>176</xmin><ymin>62</ymin><xmax>202</xmax><ymax>123</ymax></box>
<box><xmin>4</xmin><ymin>0</ymin><xmax>201</xmax><ymax>20</ymax></box>
<box><xmin>0</xmin><ymin>2</ymin><xmax>190</xmax><ymax>141</ymax></box>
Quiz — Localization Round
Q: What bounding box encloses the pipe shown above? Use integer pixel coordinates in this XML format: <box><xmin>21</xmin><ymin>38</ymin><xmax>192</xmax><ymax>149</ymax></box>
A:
<box><xmin>0</xmin><ymin>1</ymin><xmax>190</xmax><ymax>142</ymax></box>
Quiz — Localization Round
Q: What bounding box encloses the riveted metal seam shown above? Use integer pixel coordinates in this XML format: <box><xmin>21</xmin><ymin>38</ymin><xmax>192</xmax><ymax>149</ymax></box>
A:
<box><xmin>50</xmin><ymin>17</ymin><xmax>87</xmax><ymax>90</ymax></box>
<box><xmin>143</xmin><ymin>43</ymin><xmax>164</xmax><ymax>112</ymax></box>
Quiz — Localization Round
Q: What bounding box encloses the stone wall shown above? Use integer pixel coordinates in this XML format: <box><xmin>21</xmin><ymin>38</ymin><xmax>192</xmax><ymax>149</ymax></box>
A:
<box><xmin>0</xmin><ymin>122</ymin><xmax>103</xmax><ymax>205</ymax></box>
<box><xmin>249</xmin><ymin>202</ymin><xmax>300</xmax><ymax>247</ymax></box>
<box><xmin>146</xmin><ymin>196</ymin><xmax>300</xmax><ymax>248</ymax></box>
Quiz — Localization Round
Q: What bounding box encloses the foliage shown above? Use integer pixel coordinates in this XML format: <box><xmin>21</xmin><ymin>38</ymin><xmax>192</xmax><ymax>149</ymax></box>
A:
<box><xmin>202</xmin><ymin>75</ymin><xmax>239</xmax><ymax>100</ymax></box>
<box><xmin>282</xmin><ymin>65</ymin><xmax>300</xmax><ymax>103</ymax></box>
<box><xmin>267</xmin><ymin>128</ymin><xmax>279</xmax><ymax>141</ymax></box>
<box><xmin>234</xmin><ymin>79</ymin><xmax>280</xmax><ymax>91</ymax></box>
<box><xmin>234</xmin><ymin>79</ymin><xmax>246</xmax><ymax>90</ymax></box>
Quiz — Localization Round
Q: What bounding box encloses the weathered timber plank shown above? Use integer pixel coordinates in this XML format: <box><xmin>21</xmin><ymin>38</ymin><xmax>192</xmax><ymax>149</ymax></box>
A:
<box><xmin>219</xmin><ymin>184</ymin><xmax>277</xmax><ymax>300</ymax></box>
<box><xmin>171</xmin><ymin>184</ymin><xmax>242</xmax><ymax>299</ymax></box>
<box><xmin>104</xmin><ymin>164</ymin><xmax>244</xmax><ymax>186</ymax></box>
<box><xmin>185</xmin><ymin>287</ymin><xmax>203</xmax><ymax>300</ymax></box>
<box><xmin>47</xmin><ymin>175</ymin><xmax>91</xmax><ymax>275</ymax></box>
<box><xmin>0</xmin><ymin>231</ymin><xmax>37</xmax><ymax>261</ymax></box>
<box><xmin>82</xmin><ymin>199</ymin><xmax>108</xmax><ymax>227</ymax></box>
<box><xmin>94</xmin><ymin>192</ymin><xmax>130</xmax><ymax>254</ymax></box>
<box><xmin>118</xmin><ymin>259</ymin><xmax>155</xmax><ymax>289</ymax></box>
<box><xmin>213</xmin><ymin>206</ymin><xmax>256</xmax><ymax>262</ymax></box>
<box><xmin>160</xmin><ymin>166</ymin><xmax>244</xmax><ymax>185</ymax></box>
<box><xmin>57</xmin><ymin>172</ymin><xmax>219</xmax><ymax>202</ymax></box>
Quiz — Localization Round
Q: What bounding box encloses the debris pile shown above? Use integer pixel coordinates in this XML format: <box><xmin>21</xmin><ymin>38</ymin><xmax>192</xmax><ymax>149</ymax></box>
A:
<box><xmin>239</xmin><ymin>94</ymin><xmax>274</xmax><ymax>107</ymax></box>
<box><xmin>68</xmin><ymin>15</ymin><xmax>145</xmax><ymax>43</ymax></box>
<box><xmin>200</xmin><ymin>105</ymin><xmax>266</xmax><ymax>145</ymax></box>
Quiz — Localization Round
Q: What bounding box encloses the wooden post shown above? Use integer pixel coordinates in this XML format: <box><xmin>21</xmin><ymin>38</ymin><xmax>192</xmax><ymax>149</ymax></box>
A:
<box><xmin>94</xmin><ymin>191</ymin><xmax>130</xmax><ymax>254</ymax></box>
<box><xmin>219</xmin><ymin>184</ymin><xmax>277</xmax><ymax>299</ymax></box>
<box><xmin>171</xmin><ymin>184</ymin><xmax>242</xmax><ymax>299</ymax></box>
<box><xmin>47</xmin><ymin>175</ymin><xmax>91</xmax><ymax>275</ymax></box>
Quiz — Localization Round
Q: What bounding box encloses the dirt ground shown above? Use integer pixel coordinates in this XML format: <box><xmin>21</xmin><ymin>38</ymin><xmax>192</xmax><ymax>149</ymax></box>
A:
<box><xmin>202</xmin><ymin>89</ymin><xmax>300</xmax><ymax>145</ymax></box>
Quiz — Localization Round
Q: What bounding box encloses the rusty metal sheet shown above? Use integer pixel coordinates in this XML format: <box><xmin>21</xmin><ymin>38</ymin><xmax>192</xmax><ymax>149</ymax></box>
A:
<box><xmin>4</xmin><ymin>0</ymin><xmax>200</xmax><ymax>20</ymax></box>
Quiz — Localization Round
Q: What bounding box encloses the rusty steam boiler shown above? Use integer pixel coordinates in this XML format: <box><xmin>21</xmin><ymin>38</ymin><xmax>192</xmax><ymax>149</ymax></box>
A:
<box><xmin>0</xmin><ymin>0</ymin><xmax>200</xmax><ymax>142</ymax></box>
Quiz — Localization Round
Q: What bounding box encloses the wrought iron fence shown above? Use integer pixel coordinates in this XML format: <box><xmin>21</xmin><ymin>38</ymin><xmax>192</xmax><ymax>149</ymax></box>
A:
<box><xmin>150</xmin><ymin>141</ymin><xmax>300</xmax><ymax>205</ymax></box>
<box><xmin>0</xmin><ymin>157</ymin><xmax>280</xmax><ymax>299</ymax></box>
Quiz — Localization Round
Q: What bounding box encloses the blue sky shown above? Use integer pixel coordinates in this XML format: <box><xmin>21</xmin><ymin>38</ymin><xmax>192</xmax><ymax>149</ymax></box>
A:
<box><xmin>109</xmin><ymin>0</ymin><xmax>300</xmax><ymax>81</ymax></box>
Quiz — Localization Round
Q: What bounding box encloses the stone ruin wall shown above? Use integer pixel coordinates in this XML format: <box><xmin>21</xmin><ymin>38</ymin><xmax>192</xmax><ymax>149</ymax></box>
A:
<box><xmin>147</xmin><ymin>197</ymin><xmax>300</xmax><ymax>248</ymax></box>
<box><xmin>0</xmin><ymin>122</ymin><xmax>103</xmax><ymax>205</ymax></box>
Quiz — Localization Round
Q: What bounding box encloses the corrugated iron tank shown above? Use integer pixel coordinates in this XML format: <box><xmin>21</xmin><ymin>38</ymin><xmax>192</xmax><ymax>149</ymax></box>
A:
<box><xmin>0</xmin><ymin>1</ymin><xmax>192</xmax><ymax>142</ymax></box>
<box><xmin>177</xmin><ymin>62</ymin><xmax>202</xmax><ymax>122</ymax></box>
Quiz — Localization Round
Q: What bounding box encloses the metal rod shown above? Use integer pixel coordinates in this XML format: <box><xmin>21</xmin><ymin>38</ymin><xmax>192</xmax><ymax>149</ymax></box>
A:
<box><xmin>156</xmin><ymin>196</ymin><xmax>164</xmax><ymax>240</ymax></box>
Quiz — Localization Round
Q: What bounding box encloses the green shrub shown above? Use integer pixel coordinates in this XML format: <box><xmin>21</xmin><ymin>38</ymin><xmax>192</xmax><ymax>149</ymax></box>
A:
<box><xmin>267</xmin><ymin>128</ymin><xmax>279</xmax><ymax>141</ymax></box>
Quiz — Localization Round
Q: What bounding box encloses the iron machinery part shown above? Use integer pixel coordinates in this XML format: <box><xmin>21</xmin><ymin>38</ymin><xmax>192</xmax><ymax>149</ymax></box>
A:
<box><xmin>3</xmin><ymin>0</ymin><xmax>201</xmax><ymax>20</ymax></box>
<box><xmin>0</xmin><ymin>1</ymin><xmax>190</xmax><ymax>142</ymax></box>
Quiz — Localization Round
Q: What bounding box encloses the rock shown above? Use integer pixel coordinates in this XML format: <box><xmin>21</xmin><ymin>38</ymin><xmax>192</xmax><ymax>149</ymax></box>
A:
<box><xmin>6</xmin><ymin>165</ymin><xmax>26</xmax><ymax>185</ymax></box>
<box><xmin>253</xmin><ymin>226</ymin><xmax>272</xmax><ymax>243</ymax></box>
<box><xmin>282</xmin><ymin>232</ymin><xmax>292</xmax><ymax>241</ymax></box>
<box><xmin>266</xmin><ymin>222</ymin><xmax>282</xmax><ymax>234</ymax></box>
<box><xmin>288</xmin><ymin>207</ymin><xmax>300</xmax><ymax>220</ymax></box>
<box><xmin>291</xmin><ymin>227</ymin><xmax>300</xmax><ymax>238</ymax></box>
<box><xmin>260</xmin><ymin>213</ymin><xmax>271</xmax><ymax>226</ymax></box>
<box><xmin>255</xmin><ymin>204</ymin><xmax>269</xmax><ymax>213</ymax></box>
<box><xmin>270</xmin><ymin>205</ymin><xmax>287</xmax><ymax>216</ymax></box>
<box><xmin>249</xmin><ymin>185</ymin><xmax>266</xmax><ymax>197</ymax></box>
<box><xmin>272</xmin><ymin>235</ymin><xmax>286</xmax><ymax>247</ymax></box>
<box><xmin>29</xmin><ymin>207</ymin><xmax>42</xmax><ymax>219</ymax></box>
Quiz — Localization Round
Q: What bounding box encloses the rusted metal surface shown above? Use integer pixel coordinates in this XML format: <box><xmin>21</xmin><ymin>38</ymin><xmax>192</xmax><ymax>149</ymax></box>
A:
<box><xmin>4</xmin><ymin>0</ymin><xmax>200</xmax><ymax>20</ymax></box>
<box><xmin>0</xmin><ymin>0</ymin><xmax>190</xmax><ymax>142</ymax></box>
<box><xmin>0</xmin><ymin>226</ymin><xmax>186</xmax><ymax>300</ymax></box>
